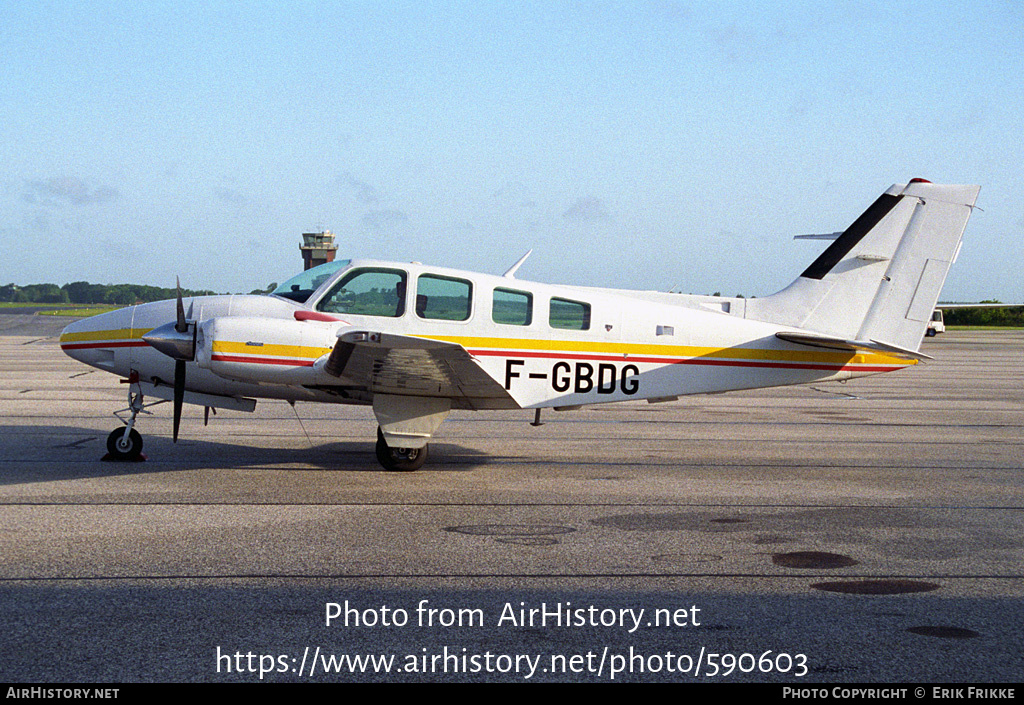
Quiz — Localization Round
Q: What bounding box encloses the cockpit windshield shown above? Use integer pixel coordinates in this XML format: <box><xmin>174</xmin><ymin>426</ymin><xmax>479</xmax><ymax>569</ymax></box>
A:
<box><xmin>270</xmin><ymin>260</ymin><xmax>351</xmax><ymax>303</ymax></box>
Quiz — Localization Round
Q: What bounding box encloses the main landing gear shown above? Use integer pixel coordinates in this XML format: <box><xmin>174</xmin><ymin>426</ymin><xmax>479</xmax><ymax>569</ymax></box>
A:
<box><xmin>375</xmin><ymin>427</ymin><xmax>428</xmax><ymax>471</ymax></box>
<box><xmin>371</xmin><ymin>394</ymin><xmax>448</xmax><ymax>472</ymax></box>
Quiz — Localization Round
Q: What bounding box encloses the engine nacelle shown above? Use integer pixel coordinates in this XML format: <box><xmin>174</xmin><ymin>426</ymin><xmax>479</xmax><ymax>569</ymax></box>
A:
<box><xmin>195</xmin><ymin>316</ymin><xmax>340</xmax><ymax>385</ymax></box>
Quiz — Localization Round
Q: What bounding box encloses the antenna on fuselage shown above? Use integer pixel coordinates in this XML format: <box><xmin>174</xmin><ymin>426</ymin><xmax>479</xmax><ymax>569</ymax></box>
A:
<box><xmin>502</xmin><ymin>249</ymin><xmax>533</xmax><ymax>279</ymax></box>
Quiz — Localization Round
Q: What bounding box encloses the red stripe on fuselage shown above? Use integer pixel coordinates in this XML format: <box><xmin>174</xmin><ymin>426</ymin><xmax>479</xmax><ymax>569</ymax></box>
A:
<box><xmin>209</xmin><ymin>354</ymin><xmax>315</xmax><ymax>367</ymax></box>
<box><xmin>60</xmin><ymin>341</ymin><xmax>148</xmax><ymax>350</ymax></box>
<box><xmin>466</xmin><ymin>348</ymin><xmax>903</xmax><ymax>373</ymax></box>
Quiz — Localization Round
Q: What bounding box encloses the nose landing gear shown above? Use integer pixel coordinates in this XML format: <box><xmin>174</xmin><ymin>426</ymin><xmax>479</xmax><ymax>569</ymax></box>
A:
<box><xmin>106</xmin><ymin>427</ymin><xmax>144</xmax><ymax>461</ymax></box>
<box><xmin>102</xmin><ymin>372</ymin><xmax>159</xmax><ymax>462</ymax></box>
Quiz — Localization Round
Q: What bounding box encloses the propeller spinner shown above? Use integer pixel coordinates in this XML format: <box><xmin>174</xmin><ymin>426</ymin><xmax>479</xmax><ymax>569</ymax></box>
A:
<box><xmin>141</xmin><ymin>278</ymin><xmax>195</xmax><ymax>442</ymax></box>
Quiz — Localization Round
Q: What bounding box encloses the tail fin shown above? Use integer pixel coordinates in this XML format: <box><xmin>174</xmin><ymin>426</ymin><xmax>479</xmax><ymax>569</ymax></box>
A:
<box><xmin>747</xmin><ymin>180</ymin><xmax>980</xmax><ymax>352</ymax></box>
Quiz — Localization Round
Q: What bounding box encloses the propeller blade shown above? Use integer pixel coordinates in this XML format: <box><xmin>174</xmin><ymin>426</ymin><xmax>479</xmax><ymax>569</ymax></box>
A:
<box><xmin>175</xmin><ymin>277</ymin><xmax>187</xmax><ymax>333</ymax></box>
<box><xmin>173</xmin><ymin>359</ymin><xmax>185</xmax><ymax>442</ymax></box>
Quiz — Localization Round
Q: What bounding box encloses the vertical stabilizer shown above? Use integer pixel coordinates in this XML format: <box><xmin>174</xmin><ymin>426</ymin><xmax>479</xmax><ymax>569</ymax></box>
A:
<box><xmin>746</xmin><ymin>180</ymin><xmax>980</xmax><ymax>352</ymax></box>
<box><xmin>855</xmin><ymin>181</ymin><xmax>980</xmax><ymax>350</ymax></box>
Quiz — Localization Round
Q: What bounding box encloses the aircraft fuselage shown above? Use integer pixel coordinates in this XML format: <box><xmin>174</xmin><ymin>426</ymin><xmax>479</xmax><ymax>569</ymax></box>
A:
<box><xmin>60</xmin><ymin>258</ymin><xmax>912</xmax><ymax>414</ymax></box>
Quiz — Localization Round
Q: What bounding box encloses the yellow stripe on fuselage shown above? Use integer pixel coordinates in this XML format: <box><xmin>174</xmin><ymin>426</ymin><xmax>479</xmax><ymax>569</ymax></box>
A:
<box><xmin>418</xmin><ymin>334</ymin><xmax>915</xmax><ymax>367</ymax></box>
<box><xmin>212</xmin><ymin>334</ymin><xmax>914</xmax><ymax>368</ymax></box>
<box><xmin>59</xmin><ymin>328</ymin><xmax>151</xmax><ymax>343</ymax></box>
<box><xmin>210</xmin><ymin>340</ymin><xmax>333</xmax><ymax>359</ymax></box>
<box><xmin>62</xmin><ymin>328</ymin><xmax>914</xmax><ymax>369</ymax></box>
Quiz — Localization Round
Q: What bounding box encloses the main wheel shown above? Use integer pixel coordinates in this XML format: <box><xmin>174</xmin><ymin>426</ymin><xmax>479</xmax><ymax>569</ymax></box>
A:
<box><xmin>106</xmin><ymin>427</ymin><xmax>143</xmax><ymax>461</ymax></box>
<box><xmin>375</xmin><ymin>427</ymin><xmax>428</xmax><ymax>471</ymax></box>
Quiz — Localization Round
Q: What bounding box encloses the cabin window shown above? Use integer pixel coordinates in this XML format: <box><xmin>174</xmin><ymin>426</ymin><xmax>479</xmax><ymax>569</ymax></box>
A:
<box><xmin>316</xmin><ymin>268</ymin><xmax>408</xmax><ymax>317</ymax></box>
<box><xmin>415</xmin><ymin>274</ymin><xmax>472</xmax><ymax>321</ymax></box>
<box><xmin>492</xmin><ymin>287</ymin><xmax>532</xmax><ymax>326</ymax></box>
<box><xmin>549</xmin><ymin>297</ymin><xmax>591</xmax><ymax>330</ymax></box>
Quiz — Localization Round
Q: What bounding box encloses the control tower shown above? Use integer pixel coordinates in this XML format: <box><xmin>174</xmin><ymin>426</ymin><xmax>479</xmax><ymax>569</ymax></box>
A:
<box><xmin>300</xmin><ymin>230</ymin><xmax>338</xmax><ymax>270</ymax></box>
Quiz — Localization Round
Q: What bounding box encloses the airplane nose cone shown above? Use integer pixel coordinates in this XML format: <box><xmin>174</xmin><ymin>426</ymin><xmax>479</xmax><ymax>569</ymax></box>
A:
<box><xmin>58</xmin><ymin>306</ymin><xmax>137</xmax><ymax>368</ymax></box>
<box><xmin>142</xmin><ymin>321</ymin><xmax>195</xmax><ymax>361</ymax></box>
<box><xmin>60</xmin><ymin>317</ymin><xmax>85</xmax><ymax>340</ymax></box>
<box><xmin>59</xmin><ymin>319</ymin><xmax>89</xmax><ymax>363</ymax></box>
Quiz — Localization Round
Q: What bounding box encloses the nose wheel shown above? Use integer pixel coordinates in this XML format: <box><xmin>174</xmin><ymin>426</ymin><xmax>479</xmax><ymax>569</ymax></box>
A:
<box><xmin>106</xmin><ymin>428</ymin><xmax>144</xmax><ymax>461</ymax></box>
<box><xmin>375</xmin><ymin>427</ymin><xmax>428</xmax><ymax>471</ymax></box>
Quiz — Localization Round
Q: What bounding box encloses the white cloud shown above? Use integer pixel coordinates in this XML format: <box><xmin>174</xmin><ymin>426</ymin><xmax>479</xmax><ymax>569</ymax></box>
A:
<box><xmin>338</xmin><ymin>172</ymin><xmax>380</xmax><ymax>205</ymax></box>
<box><xmin>213</xmin><ymin>187</ymin><xmax>249</xmax><ymax>206</ymax></box>
<box><xmin>362</xmin><ymin>209</ymin><xmax>409</xmax><ymax>232</ymax></box>
<box><xmin>23</xmin><ymin>177</ymin><xmax>119</xmax><ymax>206</ymax></box>
<box><xmin>562</xmin><ymin>197</ymin><xmax>611</xmax><ymax>222</ymax></box>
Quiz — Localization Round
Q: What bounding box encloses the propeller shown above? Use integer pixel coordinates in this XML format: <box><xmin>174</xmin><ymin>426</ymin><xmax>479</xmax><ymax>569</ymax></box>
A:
<box><xmin>175</xmin><ymin>277</ymin><xmax>188</xmax><ymax>333</ymax></box>
<box><xmin>172</xmin><ymin>278</ymin><xmax>188</xmax><ymax>442</ymax></box>
<box><xmin>142</xmin><ymin>278</ymin><xmax>196</xmax><ymax>442</ymax></box>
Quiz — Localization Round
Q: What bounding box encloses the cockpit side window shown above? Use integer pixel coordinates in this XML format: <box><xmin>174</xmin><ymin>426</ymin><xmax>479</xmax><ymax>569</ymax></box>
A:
<box><xmin>316</xmin><ymin>268</ymin><xmax>408</xmax><ymax>317</ymax></box>
<box><xmin>270</xmin><ymin>259</ymin><xmax>350</xmax><ymax>303</ymax></box>
<box><xmin>271</xmin><ymin>260</ymin><xmax>351</xmax><ymax>303</ymax></box>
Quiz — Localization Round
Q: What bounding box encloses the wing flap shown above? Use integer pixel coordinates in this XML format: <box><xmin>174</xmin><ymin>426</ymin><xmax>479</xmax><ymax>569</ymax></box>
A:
<box><xmin>324</xmin><ymin>329</ymin><xmax>517</xmax><ymax>404</ymax></box>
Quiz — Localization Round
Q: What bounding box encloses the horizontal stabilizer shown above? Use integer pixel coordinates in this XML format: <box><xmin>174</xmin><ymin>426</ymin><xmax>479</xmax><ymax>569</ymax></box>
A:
<box><xmin>794</xmin><ymin>232</ymin><xmax>843</xmax><ymax>241</ymax></box>
<box><xmin>775</xmin><ymin>332</ymin><xmax>933</xmax><ymax>361</ymax></box>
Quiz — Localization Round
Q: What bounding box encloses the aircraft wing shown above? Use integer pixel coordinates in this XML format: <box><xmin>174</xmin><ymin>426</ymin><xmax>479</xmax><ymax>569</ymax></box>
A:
<box><xmin>322</xmin><ymin>329</ymin><xmax>517</xmax><ymax>408</ymax></box>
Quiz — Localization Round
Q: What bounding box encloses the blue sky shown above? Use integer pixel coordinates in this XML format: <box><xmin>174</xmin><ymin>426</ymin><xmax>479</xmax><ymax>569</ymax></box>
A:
<box><xmin>2</xmin><ymin>1</ymin><xmax>1022</xmax><ymax>301</ymax></box>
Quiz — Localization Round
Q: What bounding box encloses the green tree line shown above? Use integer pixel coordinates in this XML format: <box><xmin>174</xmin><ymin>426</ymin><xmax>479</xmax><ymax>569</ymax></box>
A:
<box><xmin>942</xmin><ymin>304</ymin><xmax>1024</xmax><ymax>327</ymax></box>
<box><xmin>0</xmin><ymin>282</ymin><xmax>220</xmax><ymax>306</ymax></box>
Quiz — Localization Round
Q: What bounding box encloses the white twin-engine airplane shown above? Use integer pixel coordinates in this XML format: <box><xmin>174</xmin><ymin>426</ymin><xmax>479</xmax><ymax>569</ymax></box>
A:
<box><xmin>60</xmin><ymin>179</ymin><xmax>980</xmax><ymax>470</ymax></box>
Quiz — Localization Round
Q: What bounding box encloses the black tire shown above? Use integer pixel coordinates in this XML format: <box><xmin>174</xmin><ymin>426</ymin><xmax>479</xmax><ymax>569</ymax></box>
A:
<box><xmin>106</xmin><ymin>428</ymin><xmax>143</xmax><ymax>461</ymax></box>
<box><xmin>375</xmin><ymin>427</ymin><xmax>427</xmax><ymax>471</ymax></box>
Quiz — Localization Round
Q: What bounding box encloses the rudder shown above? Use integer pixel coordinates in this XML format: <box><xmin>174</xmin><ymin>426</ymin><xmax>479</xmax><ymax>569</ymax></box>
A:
<box><xmin>856</xmin><ymin>181</ymin><xmax>980</xmax><ymax>350</ymax></box>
